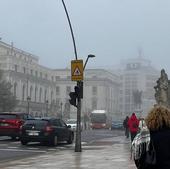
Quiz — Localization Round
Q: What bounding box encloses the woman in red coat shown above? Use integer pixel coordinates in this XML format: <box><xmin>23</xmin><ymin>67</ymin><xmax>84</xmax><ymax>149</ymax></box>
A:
<box><xmin>128</xmin><ymin>113</ymin><xmax>139</xmax><ymax>142</ymax></box>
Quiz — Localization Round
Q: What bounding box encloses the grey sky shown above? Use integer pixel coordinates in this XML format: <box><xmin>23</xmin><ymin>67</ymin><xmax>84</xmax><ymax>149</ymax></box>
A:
<box><xmin>0</xmin><ymin>0</ymin><xmax>170</xmax><ymax>73</ymax></box>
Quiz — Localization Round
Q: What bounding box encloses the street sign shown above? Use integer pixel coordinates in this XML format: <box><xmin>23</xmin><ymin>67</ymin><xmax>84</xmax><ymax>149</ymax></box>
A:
<box><xmin>71</xmin><ymin>60</ymin><xmax>83</xmax><ymax>81</ymax></box>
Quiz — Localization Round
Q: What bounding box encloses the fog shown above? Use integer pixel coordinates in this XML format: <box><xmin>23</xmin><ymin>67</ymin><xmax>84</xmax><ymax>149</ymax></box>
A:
<box><xmin>0</xmin><ymin>0</ymin><xmax>170</xmax><ymax>74</ymax></box>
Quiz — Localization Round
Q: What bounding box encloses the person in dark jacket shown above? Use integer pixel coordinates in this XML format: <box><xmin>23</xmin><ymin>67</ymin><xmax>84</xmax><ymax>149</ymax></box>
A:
<box><xmin>144</xmin><ymin>105</ymin><xmax>170</xmax><ymax>169</ymax></box>
<box><xmin>123</xmin><ymin>116</ymin><xmax>129</xmax><ymax>138</ymax></box>
<box><xmin>128</xmin><ymin>113</ymin><xmax>139</xmax><ymax>142</ymax></box>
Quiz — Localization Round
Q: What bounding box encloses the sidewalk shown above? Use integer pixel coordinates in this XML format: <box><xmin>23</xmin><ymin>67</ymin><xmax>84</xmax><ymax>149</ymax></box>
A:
<box><xmin>2</xmin><ymin>136</ymin><xmax>136</xmax><ymax>169</ymax></box>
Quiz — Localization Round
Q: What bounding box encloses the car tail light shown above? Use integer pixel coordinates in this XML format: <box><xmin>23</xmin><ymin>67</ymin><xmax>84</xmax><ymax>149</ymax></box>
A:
<box><xmin>45</xmin><ymin>126</ymin><xmax>53</xmax><ymax>132</ymax></box>
<box><xmin>15</xmin><ymin>120</ymin><xmax>23</xmax><ymax>126</ymax></box>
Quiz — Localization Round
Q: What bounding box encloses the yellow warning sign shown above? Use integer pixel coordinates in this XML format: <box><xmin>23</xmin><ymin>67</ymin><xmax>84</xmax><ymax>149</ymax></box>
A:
<box><xmin>71</xmin><ymin>59</ymin><xmax>83</xmax><ymax>81</ymax></box>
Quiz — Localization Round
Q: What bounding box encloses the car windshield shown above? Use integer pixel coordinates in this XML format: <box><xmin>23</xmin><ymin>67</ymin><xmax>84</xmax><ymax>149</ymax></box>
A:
<box><xmin>67</xmin><ymin>120</ymin><xmax>76</xmax><ymax>124</ymax></box>
<box><xmin>112</xmin><ymin>121</ymin><xmax>122</xmax><ymax>123</ymax></box>
<box><xmin>0</xmin><ymin>114</ymin><xmax>18</xmax><ymax>120</ymax></box>
<box><xmin>24</xmin><ymin>120</ymin><xmax>48</xmax><ymax>128</ymax></box>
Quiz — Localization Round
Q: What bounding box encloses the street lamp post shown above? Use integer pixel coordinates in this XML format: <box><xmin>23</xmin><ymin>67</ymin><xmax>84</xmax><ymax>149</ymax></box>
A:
<box><xmin>46</xmin><ymin>100</ymin><xmax>48</xmax><ymax>117</ymax></box>
<box><xmin>75</xmin><ymin>55</ymin><xmax>95</xmax><ymax>152</ymax></box>
<box><xmin>27</xmin><ymin>96</ymin><xmax>31</xmax><ymax>114</ymax></box>
<box><xmin>60</xmin><ymin>102</ymin><xmax>63</xmax><ymax>119</ymax></box>
<box><xmin>61</xmin><ymin>0</ymin><xmax>95</xmax><ymax>152</ymax></box>
<box><xmin>83</xmin><ymin>54</ymin><xmax>96</xmax><ymax>71</ymax></box>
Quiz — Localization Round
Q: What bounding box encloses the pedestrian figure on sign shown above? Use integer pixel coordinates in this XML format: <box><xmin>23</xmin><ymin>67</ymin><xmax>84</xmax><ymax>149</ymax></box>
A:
<box><xmin>123</xmin><ymin>116</ymin><xmax>129</xmax><ymax>138</ymax></box>
<box><xmin>128</xmin><ymin>113</ymin><xmax>139</xmax><ymax>142</ymax></box>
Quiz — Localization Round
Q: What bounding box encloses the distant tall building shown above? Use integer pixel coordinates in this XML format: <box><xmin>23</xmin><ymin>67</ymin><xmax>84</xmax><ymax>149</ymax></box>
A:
<box><xmin>0</xmin><ymin>40</ymin><xmax>120</xmax><ymax>120</ymax></box>
<box><xmin>119</xmin><ymin>56</ymin><xmax>159</xmax><ymax>117</ymax></box>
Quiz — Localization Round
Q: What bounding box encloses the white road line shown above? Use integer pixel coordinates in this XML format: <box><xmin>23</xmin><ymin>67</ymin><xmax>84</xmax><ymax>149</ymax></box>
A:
<box><xmin>27</xmin><ymin>147</ymin><xmax>40</xmax><ymax>150</ymax></box>
<box><xmin>0</xmin><ymin>148</ymin><xmax>46</xmax><ymax>153</ymax></box>
<box><xmin>0</xmin><ymin>144</ymin><xmax>8</xmax><ymax>146</ymax></box>
<box><xmin>8</xmin><ymin>147</ymin><xmax>19</xmax><ymax>149</ymax></box>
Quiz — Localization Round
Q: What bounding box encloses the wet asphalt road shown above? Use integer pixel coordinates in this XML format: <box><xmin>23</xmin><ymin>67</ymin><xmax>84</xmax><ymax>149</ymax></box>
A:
<box><xmin>0</xmin><ymin>129</ymin><xmax>124</xmax><ymax>164</ymax></box>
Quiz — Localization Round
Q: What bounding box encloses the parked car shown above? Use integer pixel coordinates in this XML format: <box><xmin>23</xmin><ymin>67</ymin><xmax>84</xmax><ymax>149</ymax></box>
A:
<box><xmin>66</xmin><ymin>119</ymin><xmax>83</xmax><ymax>131</ymax></box>
<box><xmin>111</xmin><ymin>120</ymin><xmax>123</xmax><ymax>130</ymax></box>
<box><xmin>20</xmin><ymin>117</ymin><xmax>74</xmax><ymax>146</ymax></box>
<box><xmin>0</xmin><ymin>112</ymin><xmax>32</xmax><ymax>140</ymax></box>
<box><xmin>66</xmin><ymin>119</ymin><xmax>77</xmax><ymax>131</ymax></box>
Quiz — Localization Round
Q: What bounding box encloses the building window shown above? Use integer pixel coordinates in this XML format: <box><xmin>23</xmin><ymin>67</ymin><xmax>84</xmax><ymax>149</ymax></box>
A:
<box><xmin>56</xmin><ymin>98</ymin><xmax>60</xmax><ymax>108</ymax></box>
<box><xmin>39</xmin><ymin>88</ymin><xmax>42</xmax><ymax>102</ymax></box>
<box><xmin>22</xmin><ymin>84</ymin><xmax>25</xmax><ymax>101</ymax></box>
<box><xmin>35</xmin><ymin>71</ymin><xmax>38</xmax><ymax>77</ymax></box>
<box><xmin>55</xmin><ymin>76</ymin><xmax>60</xmax><ymax>81</ymax></box>
<box><xmin>66</xmin><ymin>86</ymin><xmax>71</xmax><ymax>95</ymax></box>
<box><xmin>45</xmin><ymin>74</ymin><xmax>48</xmax><ymax>79</ymax></box>
<box><xmin>51</xmin><ymin>91</ymin><xmax>54</xmax><ymax>102</ymax></box>
<box><xmin>92</xmin><ymin>98</ymin><xmax>97</xmax><ymax>110</ymax></box>
<box><xmin>44</xmin><ymin>89</ymin><xmax>47</xmax><ymax>102</ymax></box>
<box><xmin>35</xmin><ymin>86</ymin><xmax>37</xmax><ymax>102</ymax></box>
<box><xmin>40</xmin><ymin>72</ymin><xmax>42</xmax><ymax>78</ymax></box>
<box><xmin>23</xmin><ymin>67</ymin><xmax>26</xmax><ymax>74</ymax></box>
<box><xmin>14</xmin><ymin>65</ymin><xmax>18</xmax><ymax>72</ymax></box>
<box><xmin>14</xmin><ymin>82</ymin><xmax>17</xmax><ymax>97</ymax></box>
<box><xmin>51</xmin><ymin>76</ymin><xmax>54</xmax><ymax>81</ymax></box>
<box><xmin>92</xmin><ymin>86</ymin><xmax>97</xmax><ymax>95</ymax></box>
<box><xmin>30</xmin><ymin>86</ymin><xmax>33</xmax><ymax>100</ymax></box>
<box><xmin>56</xmin><ymin>86</ymin><xmax>60</xmax><ymax>95</ymax></box>
<box><xmin>30</xmin><ymin>69</ymin><xmax>33</xmax><ymax>75</ymax></box>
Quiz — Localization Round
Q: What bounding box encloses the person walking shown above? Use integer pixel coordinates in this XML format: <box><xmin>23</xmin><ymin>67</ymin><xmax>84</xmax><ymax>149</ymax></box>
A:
<box><xmin>145</xmin><ymin>105</ymin><xmax>170</xmax><ymax>169</ymax></box>
<box><xmin>123</xmin><ymin>116</ymin><xmax>129</xmax><ymax>138</ymax></box>
<box><xmin>128</xmin><ymin>113</ymin><xmax>139</xmax><ymax>142</ymax></box>
<box><xmin>132</xmin><ymin>105</ymin><xmax>170</xmax><ymax>169</ymax></box>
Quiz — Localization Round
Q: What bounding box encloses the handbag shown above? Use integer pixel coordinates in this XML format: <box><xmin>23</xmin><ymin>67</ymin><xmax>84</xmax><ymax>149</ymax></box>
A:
<box><xmin>136</xmin><ymin>140</ymin><xmax>156</xmax><ymax>169</ymax></box>
<box><xmin>145</xmin><ymin>140</ymin><xmax>156</xmax><ymax>165</ymax></box>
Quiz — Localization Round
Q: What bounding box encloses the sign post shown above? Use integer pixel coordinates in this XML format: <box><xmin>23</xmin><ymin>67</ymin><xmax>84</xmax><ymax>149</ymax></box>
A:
<box><xmin>71</xmin><ymin>59</ymin><xmax>83</xmax><ymax>152</ymax></box>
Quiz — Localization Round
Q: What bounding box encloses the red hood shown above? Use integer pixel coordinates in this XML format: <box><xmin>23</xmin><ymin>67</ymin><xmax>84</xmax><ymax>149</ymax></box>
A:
<box><xmin>130</xmin><ymin>114</ymin><xmax>137</xmax><ymax>121</ymax></box>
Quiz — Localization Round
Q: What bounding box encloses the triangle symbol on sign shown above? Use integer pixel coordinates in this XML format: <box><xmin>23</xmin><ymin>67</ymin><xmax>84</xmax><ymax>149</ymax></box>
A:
<box><xmin>73</xmin><ymin>67</ymin><xmax>81</xmax><ymax>76</ymax></box>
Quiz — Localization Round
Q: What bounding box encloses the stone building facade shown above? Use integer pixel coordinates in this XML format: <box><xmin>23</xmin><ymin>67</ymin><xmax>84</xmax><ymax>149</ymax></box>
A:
<box><xmin>0</xmin><ymin>41</ymin><xmax>120</xmax><ymax>120</ymax></box>
<box><xmin>119</xmin><ymin>56</ymin><xmax>159</xmax><ymax>117</ymax></box>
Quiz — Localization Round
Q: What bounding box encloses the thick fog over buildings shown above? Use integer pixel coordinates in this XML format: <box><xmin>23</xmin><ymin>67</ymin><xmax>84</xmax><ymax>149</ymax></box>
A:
<box><xmin>1</xmin><ymin>0</ymin><xmax>170</xmax><ymax>120</ymax></box>
<box><xmin>0</xmin><ymin>40</ymin><xmax>160</xmax><ymax>119</ymax></box>
<box><xmin>0</xmin><ymin>0</ymin><xmax>170</xmax><ymax>74</ymax></box>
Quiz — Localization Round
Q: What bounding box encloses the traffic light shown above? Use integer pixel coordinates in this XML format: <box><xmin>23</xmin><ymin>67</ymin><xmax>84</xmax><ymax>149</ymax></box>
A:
<box><xmin>75</xmin><ymin>82</ymin><xmax>83</xmax><ymax>99</ymax></box>
<box><xmin>69</xmin><ymin>92</ymin><xmax>77</xmax><ymax>107</ymax></box>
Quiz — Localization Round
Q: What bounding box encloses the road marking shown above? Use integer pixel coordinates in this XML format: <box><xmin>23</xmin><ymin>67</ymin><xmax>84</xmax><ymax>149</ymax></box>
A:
<box><xmin>27</xmin><ymin>147</ymin><xmax>40</xmax><ymax>150</ymax></box>
<box><xmin>8</xmin><ymin>147</ymin><xmax>19</xmax><ymax>149</ymax></box>
<box><xmin>0</xmin><ymin>148</ymin><xmax>46</xmax><ymax>153</ymax></box>
<box><xmin>0</xmin><ymin>144</ymin><xmax>8</xmax><ymax>146</ymax></box>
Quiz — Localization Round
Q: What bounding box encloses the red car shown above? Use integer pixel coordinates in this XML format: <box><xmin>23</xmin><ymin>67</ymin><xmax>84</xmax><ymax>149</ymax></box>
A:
<box><xmin>0</xmin><ymin>112</ymin><xmax>31</xmax><ymax>140</ymax></box>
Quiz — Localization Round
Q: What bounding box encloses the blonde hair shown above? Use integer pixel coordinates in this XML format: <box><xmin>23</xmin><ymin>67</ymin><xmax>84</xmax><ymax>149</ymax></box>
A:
<box><xmin>145</xmin><ymin>105</ymin><xmax>170</xmax><ymax>131</ymax></box>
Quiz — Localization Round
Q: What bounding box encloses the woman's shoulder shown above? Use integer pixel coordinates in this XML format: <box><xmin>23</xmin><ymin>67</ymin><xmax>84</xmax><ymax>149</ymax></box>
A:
<box><xmin>150</xmin><ymin>127</ymin><xmax>170</xmax><ymax>139</ymax></box>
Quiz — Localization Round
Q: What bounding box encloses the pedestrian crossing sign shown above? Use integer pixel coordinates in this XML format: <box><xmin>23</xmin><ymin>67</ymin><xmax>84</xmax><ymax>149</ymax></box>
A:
<box><xmin>71</xmin><ymin>59</ymin><xmax>83</xmax><ymax>81</ymax></box>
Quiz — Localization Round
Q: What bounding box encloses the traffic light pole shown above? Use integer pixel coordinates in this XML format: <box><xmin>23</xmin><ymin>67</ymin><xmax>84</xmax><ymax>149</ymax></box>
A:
<box><xmin>75</xmin><ymin>81</ymin><xmax>82</xmax><ymax>152</ymax></box>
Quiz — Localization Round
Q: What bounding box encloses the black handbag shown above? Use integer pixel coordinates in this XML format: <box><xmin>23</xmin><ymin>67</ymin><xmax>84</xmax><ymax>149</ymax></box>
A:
<box><xmin>145</xmin><ymin>140</ymin><xmax>156</xmax><ymax>165</ymax></box>
<box><xmin>135</xmin><ymin>140</ymin><xmax>156</xmax><ymax>169</ymax></box>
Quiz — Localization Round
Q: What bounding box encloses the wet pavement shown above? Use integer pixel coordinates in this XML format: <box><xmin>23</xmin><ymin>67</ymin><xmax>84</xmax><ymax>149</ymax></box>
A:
<box><xmin>1</xmin><ymin>136</ymin><xmax>136</xmax><ymax>169</ymax></box>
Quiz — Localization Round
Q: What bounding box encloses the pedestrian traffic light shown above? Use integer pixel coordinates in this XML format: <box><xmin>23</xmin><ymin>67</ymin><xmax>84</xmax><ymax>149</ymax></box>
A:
<box><xmin>69</xmin><ymin>92</ymin><xmax>77</xmax><ymax>107</ymax></box>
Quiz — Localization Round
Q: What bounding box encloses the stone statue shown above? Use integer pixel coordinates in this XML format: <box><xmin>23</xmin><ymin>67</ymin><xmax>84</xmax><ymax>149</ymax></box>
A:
<box><xmin>154</xmin><ymin>69</ymin><xmax>169</xmax><ymax>107</ymax></box>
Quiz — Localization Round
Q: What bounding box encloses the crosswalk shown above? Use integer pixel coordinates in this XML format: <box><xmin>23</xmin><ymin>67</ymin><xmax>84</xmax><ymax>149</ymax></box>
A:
<box><xmin>0</xmin><ymin>138</ymin><xmax>89</xmax><ymax>153</ymax></box>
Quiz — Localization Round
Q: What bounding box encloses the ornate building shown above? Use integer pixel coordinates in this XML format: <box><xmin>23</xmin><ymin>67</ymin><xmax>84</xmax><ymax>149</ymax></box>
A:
<box><xmin>0</xmin><ymin>40</ymin><xmax>120</xmax><ymax>120</ymax></box>
<box><xmin>119</xmin><ymin>56</ymin><xmax>159</xmax><ymax>117</ymax></box>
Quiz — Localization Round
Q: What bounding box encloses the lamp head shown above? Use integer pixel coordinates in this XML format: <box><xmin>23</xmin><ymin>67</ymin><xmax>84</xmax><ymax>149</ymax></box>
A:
<box><xmin>88</xmin><ymin>54</ymin><xmax>95</xmax><ymax>58</ymax></box>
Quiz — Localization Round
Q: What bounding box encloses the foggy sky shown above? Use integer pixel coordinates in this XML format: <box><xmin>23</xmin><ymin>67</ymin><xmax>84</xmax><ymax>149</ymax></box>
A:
<box><xmin>0</xmin><ymin>0</ymin><xmax>170</xmax><ymax>74</ymax></box>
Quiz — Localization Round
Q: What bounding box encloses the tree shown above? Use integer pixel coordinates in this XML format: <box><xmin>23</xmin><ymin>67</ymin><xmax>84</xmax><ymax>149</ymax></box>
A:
<box><xmin>0</xmin><ymin>70</ymin><xmax>18</xmax><ymax>112</ymax></box>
